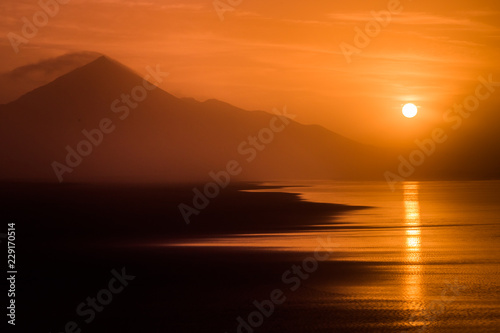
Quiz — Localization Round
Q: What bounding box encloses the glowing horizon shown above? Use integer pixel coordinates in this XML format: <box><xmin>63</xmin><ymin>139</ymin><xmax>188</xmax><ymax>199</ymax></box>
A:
<box><xmin>1</xmin><ymin>0</ymin><xmax>500</xmax><ymax>148</ymax></box>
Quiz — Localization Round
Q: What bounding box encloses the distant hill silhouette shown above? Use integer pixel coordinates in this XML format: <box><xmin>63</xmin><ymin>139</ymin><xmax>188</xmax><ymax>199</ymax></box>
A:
<box><xmin>0</xmin><ymin>56</ymin><xmax>391</xmax><ymax>183</ymax></box>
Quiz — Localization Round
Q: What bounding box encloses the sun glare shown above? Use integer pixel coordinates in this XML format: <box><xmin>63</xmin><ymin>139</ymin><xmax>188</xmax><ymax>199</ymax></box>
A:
<box><xmin>402</xmin><ymin>103</ymin><xmax>418</xmax><ymax>118</ymax></box>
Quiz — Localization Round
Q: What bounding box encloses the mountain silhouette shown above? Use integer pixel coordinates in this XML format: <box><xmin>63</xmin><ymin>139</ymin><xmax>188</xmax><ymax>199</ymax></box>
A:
<box><xmin>0</xmin><ymin>51</ymin><xmax>102</xmax><ymax>104</ymax></box>
<box><xmin>0</xmin><ymin>56</ymin><xmax>391</xmax><ymax>183</ymax></box>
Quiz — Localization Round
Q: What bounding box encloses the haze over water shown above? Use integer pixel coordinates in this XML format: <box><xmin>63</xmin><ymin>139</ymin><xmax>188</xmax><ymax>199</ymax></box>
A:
<box><xmin>169</xmin><ymin>181</ymin><xmax>500</xmax><ymax>332</ymax></box>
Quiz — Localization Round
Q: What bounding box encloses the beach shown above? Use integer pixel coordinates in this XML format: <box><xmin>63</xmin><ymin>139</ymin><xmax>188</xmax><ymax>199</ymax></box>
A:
<box><xmin>2</xmin><ymin>181</ymin><xmax>499</xmax><ymax>332</ymax></box>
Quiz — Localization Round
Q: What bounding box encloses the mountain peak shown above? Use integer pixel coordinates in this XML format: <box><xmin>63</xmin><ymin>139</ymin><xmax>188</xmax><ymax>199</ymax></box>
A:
<box><xmin>83</xmin><ymin>55</ymin><xmax>130</xmax><ymax>70</ymax></box>
<box><xmin>66</xmin><ymin>55</ymin><xmax>138</xmax><ymax>80</ymax></box>
<box><xmin>6</xmin><ymin>55</ymin><xmax>168</xmax><ymax>108</ymax></box>
<box><xmin>0</xmin><ymin>51</ymin><xmax>103</xmax><ymax>104</ymax></box>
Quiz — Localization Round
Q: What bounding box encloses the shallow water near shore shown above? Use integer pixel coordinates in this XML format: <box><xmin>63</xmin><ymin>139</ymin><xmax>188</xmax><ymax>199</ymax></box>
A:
<box><xmin>167</xmin><ymin>181</ymin><xmax>500</xmax><ymax>332</ymax></box>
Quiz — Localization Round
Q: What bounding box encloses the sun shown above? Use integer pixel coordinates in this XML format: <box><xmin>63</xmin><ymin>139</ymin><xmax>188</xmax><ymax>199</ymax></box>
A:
<box><xmin>402</xmin><ymin>103</ymin><xmax>418</xmax><ymax>118</ymax></box>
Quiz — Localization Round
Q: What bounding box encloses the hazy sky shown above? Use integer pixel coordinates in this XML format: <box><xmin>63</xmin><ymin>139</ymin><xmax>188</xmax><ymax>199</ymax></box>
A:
<box><xmin>1</xmin><ymin>0</ymin><xmax>500</xmax><ymax>146</ymax></box>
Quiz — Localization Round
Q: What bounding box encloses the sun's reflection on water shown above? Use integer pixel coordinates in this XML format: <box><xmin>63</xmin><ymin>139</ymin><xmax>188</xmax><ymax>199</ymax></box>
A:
<box><xmin>403</xmin><ymin>182</ymin><xmax>424</xmax><ymax>325</ymax></box>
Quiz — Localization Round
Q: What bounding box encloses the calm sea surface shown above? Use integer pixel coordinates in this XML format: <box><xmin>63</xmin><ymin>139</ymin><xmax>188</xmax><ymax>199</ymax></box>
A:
<box><xmin>170</xmin><ymin>181</ymin><xmax>500</xmax><ymax>332</ymax></box>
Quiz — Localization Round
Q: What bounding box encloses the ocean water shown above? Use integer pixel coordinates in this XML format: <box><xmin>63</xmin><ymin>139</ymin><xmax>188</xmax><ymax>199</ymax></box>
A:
<box><xmin>169</xmin><ymin>181</ymin><xmax>500</xmax><ymax>332</ymax></box>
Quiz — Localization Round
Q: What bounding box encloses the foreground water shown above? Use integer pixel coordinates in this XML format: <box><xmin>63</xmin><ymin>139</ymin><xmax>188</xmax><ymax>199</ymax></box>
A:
<box><xmin>169</xmin><ymin>181</ymin><xmax>500</xmax><ymax>332</ymax></box>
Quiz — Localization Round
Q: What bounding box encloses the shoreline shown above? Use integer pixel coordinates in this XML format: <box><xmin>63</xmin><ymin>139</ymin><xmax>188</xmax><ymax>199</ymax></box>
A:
<box><xmin>0</xmin><ymin>181</ymin><xmax>370</xmax><ymax>244</ymax></box>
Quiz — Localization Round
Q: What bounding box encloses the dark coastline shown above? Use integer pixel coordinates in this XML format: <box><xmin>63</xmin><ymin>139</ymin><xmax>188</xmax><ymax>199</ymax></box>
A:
<box><xmin>1</xmin><ymin>182</ymin><xmax>369</xmax><ymax>242</ymax></box>
<box><xmin>1</xmin><ymin>182</ymin><xmax>377</xmax><ymax>332</ymax></box>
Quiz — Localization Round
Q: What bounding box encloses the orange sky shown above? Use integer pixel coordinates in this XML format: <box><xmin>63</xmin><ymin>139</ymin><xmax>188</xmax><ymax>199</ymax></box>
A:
<box><xmin>1</xmin><ymin>0</ymin><xmax>500</xmax><ymax>146</ymax></box>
